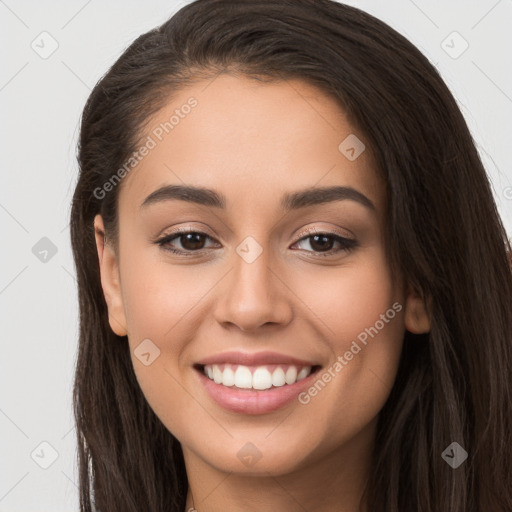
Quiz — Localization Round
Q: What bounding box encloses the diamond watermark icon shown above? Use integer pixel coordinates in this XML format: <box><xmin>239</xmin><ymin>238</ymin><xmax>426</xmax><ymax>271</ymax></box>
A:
<box><xmin>441</xmin><ymin>442</ymin><xmax>468</xmax><ymax>469</ymax></box>
<box><xmin>236</xmin><ymin>236</ymin><xmax>263</xmax><ymax>264</ymax></box>
<box><xmin>31</xmin><ymin>31</ymin><xmax>59</xmax><ymax>59</ymax></box>
<box><xmin>30</xmin><ymin>441</ymin><xmax>59</xmax><ymax>469</ymax></box>
<box><xmin>441</xmin><ymin>31</ymin><xmax>469</xmax><ymax>59</ymax></box>
<box><xmin>237</xmin><ymin>442</ymin><xmax>262</xmax><ymax>467</ymax></box>
<box><xmin>134</xmin><ymin>338</ymin><xmax>161</xmax><ymax>366</ymax></box>
<box><xmin>32</xmin><ymin>237</ymin><xmax>58</xmax><ymax>263</ymax></box>
<box><xmin>338</xmin><ymin>134</ymin><xmax>365</xmax><ymax>161</ymax></box>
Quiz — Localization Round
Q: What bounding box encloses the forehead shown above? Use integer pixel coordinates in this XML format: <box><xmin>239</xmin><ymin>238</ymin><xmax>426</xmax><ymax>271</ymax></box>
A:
<box><xmin>118</xmin><ymin>74</ymin><xmax>384</xmax><ymax>215</ymax></box>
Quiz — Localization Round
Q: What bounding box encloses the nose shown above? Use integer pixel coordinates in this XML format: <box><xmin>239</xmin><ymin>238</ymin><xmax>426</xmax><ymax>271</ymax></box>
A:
<box><xmin>214</xmin><ymin>242</ymin><xmax>294</xmax><ymax>332</ymax></box>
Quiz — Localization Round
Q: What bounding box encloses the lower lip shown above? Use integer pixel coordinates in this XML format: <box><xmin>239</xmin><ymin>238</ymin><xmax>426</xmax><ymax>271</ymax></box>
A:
<box><xmin>195</xmin><ymin>367</ymin><xmax>320</xmax><ymax>415</ymax></box>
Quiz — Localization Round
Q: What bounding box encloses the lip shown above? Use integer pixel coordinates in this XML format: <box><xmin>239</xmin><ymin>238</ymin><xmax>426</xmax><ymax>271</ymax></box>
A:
<box><xmin>194</xmin><ymin>364</ymin><xmax>322</xmax><ymax>415</ymax></box>
<box><xmin>196</xmin><ymin>350</ymin><xmax>320</xmax><ymax>367</ymax></box>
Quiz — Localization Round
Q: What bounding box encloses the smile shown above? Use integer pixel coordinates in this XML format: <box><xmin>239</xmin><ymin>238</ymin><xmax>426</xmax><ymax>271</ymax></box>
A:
<box><xmin>194</xmin><ymin>363</ymin><xmax>322</xmax><ymax>415</ymax></box>
<box><xmin>201</xmin><ymin>363</ymin><xmax>316</xmax><ymax>390</ymax></box>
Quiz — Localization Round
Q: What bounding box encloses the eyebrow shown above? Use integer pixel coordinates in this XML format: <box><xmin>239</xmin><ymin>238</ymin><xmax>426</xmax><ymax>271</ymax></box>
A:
<box><xmin>140</xmin><ymin>184</ymin><xmax>376</xmax><ymax>212</ymax></box>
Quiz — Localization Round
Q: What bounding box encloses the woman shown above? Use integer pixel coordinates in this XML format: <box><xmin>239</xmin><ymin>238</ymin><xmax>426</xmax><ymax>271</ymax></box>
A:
<box><xmin>70</xmin><ymin>0</ymin><xmax>512</xmax><ymax>510</ymax></box>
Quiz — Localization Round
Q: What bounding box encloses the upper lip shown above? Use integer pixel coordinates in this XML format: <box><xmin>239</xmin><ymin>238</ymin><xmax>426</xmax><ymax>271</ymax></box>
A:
<box><xmin>196</xmin><ymin>351</ymin><xmax>321</xmax><ymax>368</ymax></box>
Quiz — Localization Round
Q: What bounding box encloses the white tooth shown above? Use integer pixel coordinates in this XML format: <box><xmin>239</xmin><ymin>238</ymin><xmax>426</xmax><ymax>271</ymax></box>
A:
<box><xmin>213</xmin><ymin>364</ymin><xmax>223</xmax><ymax>384</ymax></box>
<box><xmin>222</xmin><ymin>366</ymin><xmax>235</xmax><ymax>387</ymax></box>
<box><xmin>234</xmin><ymin>366</ymin><xmax>253</xmax><ymax>389</ymax></box>
<box><xmin>297</xmin><ymin>366</ymin><xmax>311</xmax><ymax>381</ymax></box>
<box><xmin>206</xmin><ymin>363</ymin><xmax>310</xmax><ymax>388</ymax></box>
<box><xmin>252</xmin><ymin>367</ymin><xmax>273</xmax><ymax>390</ymax></box>
<box><xmin>285</xmin><ymin>366</ymin><xmax>298</xmax><ymax>385</ymax></box>
<box><xmin>271</xmin><ymin>367</ymin><xmax>286</xmax><ymax>387</ymax></box>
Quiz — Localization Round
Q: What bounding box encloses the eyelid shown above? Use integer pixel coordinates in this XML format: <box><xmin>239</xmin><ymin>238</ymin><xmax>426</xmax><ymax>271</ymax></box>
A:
<box><xmin>155</xmin><ymin>225</ymin><xmax>221</xmax><ymax>248</ymax></box>
<box><xmin>294</xmin><ymin>225</ymin><xmax>355</xmax><ymax>241</ymax></box>
<box><xmin>156</xmin><ymin>224</ymin><xmax>216</xmax><ymax>240</ymax></box>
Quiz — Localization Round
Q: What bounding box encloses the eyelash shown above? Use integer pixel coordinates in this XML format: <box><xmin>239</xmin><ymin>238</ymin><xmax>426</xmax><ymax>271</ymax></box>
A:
<box><xmin>154</xmin><ymin>227</ymin><xmax>358</xmax><ymax>258</ymax></box>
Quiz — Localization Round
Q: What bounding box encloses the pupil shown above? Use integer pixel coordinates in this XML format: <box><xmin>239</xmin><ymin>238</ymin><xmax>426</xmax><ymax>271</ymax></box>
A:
<box><xmin>182</xmin><ymin>233</ymin><xmax>204</xmax><ymax>250</ymax></box>
<box><xmin>310</xmin><ymin>234</ymin><xmax>332</xmax><ymax>252</ymax></box>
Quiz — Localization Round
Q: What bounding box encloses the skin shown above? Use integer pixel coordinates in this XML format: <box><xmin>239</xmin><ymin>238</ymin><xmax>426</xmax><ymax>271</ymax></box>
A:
<box><xmin>94</xmin><ymin>74</ymin><xmax>430</xmax><ymax>512</ymax></box>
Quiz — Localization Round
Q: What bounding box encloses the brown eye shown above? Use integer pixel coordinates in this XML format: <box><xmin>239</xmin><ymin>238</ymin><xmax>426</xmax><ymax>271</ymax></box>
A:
<box><xmin>308</xmin><ymin>234</ymin><xmax>336</xmax><ymax>252</ymax></box>
<box><xmin>292</xmin><ymin>232</ymin><xmax>358</xmax><ymax>257</ymax></box>
<box><xmin>155</xmin><ymin>229</ymin><xmax>220</xmax><ymax>255</ymax></box>
<box><xmin>177</xmin><ymin>232</ymin><xmax>208</xmax><ymax>251</ymax></box>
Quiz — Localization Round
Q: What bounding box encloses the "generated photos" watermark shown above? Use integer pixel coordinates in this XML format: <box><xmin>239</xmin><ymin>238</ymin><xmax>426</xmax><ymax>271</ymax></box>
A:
<box><xmin>298</xmin><ymin>301</ymin><xmax>403</xmax><ymax>404</ymax></box>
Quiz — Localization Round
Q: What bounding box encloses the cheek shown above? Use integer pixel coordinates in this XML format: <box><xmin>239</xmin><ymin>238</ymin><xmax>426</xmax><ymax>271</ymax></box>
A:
<box><xmin>120</xmin><ymin>247</ymin><xmax>208</xmax><ymax>342</ymax></box>
<box><xmin>117</xmin><ymin>251</ymin><xmax>202</xmax><ymax>434</ymax></box>
<box><xmin>292</xmin><ymin>251</ymin><xmax>399</xmax><ymax>343</ymax></box>
<box><xmin>117</xmin><ymin>247</ymin><xmax>221</xmax><ymax>427</ymax></box>
<box><xmin>288</xmin><ymin>252</ymin><xmax>405</xmax><ymax>434</ymax></box>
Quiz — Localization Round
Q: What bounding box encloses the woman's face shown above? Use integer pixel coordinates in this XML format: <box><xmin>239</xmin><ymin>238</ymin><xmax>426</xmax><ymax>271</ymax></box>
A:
<box><xmin>94</xmin><ymin>74</ymin><xmax>429</xmax><ymax>479</ymax></box>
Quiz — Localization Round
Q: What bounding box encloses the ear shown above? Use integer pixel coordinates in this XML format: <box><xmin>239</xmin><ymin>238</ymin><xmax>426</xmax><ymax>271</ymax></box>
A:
<box><xmin>94</xmin><ymin>214</ymin><xmax>128</xmax><ymax>337</ymax></box>
<box><xmin>404</xmin><ymin>285</ymin><xmax>431</xmax><ymax>334</ymax></box>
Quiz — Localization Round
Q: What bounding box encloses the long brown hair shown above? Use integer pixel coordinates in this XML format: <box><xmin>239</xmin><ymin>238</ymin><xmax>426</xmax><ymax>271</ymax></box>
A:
<box><xmin>69</xmin><ymin>1</ymin><xmax>512</xmax><ymax>510</ymax></box>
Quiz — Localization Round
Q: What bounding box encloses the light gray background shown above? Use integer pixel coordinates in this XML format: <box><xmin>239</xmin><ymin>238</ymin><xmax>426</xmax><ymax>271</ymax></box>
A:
<box><xmin>1</xmin><ymin>0</ymin><xmax>511</xmax><ymax>510</ymax></box>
